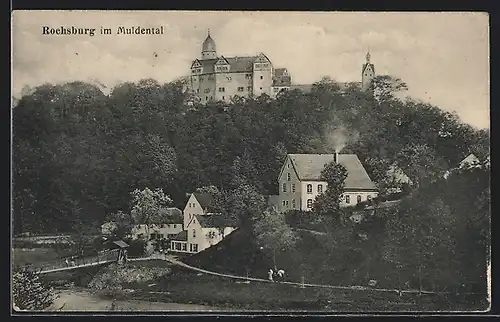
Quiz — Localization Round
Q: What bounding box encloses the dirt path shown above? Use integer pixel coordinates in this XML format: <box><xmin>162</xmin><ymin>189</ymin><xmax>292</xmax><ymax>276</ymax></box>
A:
<box><xmin>49</xmin><ymin>289</ymin><xmax>225</xmax><ymax>312</ymax></box>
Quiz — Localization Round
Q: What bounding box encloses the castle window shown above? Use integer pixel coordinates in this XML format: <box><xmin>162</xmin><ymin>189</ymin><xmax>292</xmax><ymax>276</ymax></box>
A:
<box><xmin>204</xmin><ymin>88</ymin><xmax>210</xmax><ymax>93</ymax></box>
<box><xmin>260</xmin><ymin>76</ymin><xmax>263</xmax><ymax>80</ymax></box>
<box><xmin>206</xmin><ymin>97</ymin><xmax>208</xmax><ymax>101</ymax></box>
<box><xmin>285</xmin><ymin>200</ymin><xmax>289</xmax><ymax>208</ymax></box>
<box><xmin>346</xmin><ymin>195</ymin><xmax>351</xmax><ymax>204</ymax></box>
<box><xmin>292</xmin><ymin>184</ymin><xmax>296</xmax><ymax>193</ymax></box>
<box><xmin>226</xmin><ymin>76</ymin><xmax>232</xmax><ymax>81</ymax></box>
<box><xmin>292</xmin><ymin>199</ymin><xmax>296</xmax><ymax>208</ymax></box>
<box><xmin>282</xmin><ymin>200</ymin><xmax>286</xmax><ymax>207</ymax></box>
<box><xmin>287</xmin><ymin>173</ymin><xmax>291</xmax><ymax>181</ymax></box>
<box><xmin>318</xmin><ymin>184</ymin><xmax>323</xmax><ymax>193</ymax></box>
<box><xmin>307</xmin><ymin>199</ymin><xmax>313</xmax><ymax>208</ymax></box>
<box><xmin>218</xmin><ymin>87</ymin><xmax>225</xmax><ymax>92</ymax></box>
<box><xmin>282</xmin><ymin>183</ymin><xmax>287</xmax><ymax>193</ymax></box>
<box><xmin>192</xmin><ymin>70</ymin><xmax>196</xmax><ymax>74</ymax></box>
<box><xmin>196</xmin><ymin>89</ymin><xmax>199</xmax><ymax>93</ymax></box>
<box><xmin>263</xmin><ymin>64</ymin><xmax>268</xmax><ymax>67</ymax></box>
<box><xmin>222</xmin><ymin>96</ymin><xmax>225</xmax><ymax>100</ymax></box>
<box><xmin>237</xmin><ymin>87</ymin><xmax>244</xmax><ymax>92</ymax></box>
<box><xmin>193</xmin><ymin>229</ymin><xmax>196</xmax><ymax>238</ymax></box>
<box><xmin>307</xmin><ymin>184</ymin><xmax>312</xmax><ymax>194</ymax></box>
<box><xmin>357</xmin><ymin>195</ymin><xmax>362</xmax><ymax>203</ymax></box>
<box><xmin>200</xmin><ymin>77</ymin><xmax>204</xmax><ymax>82</ymax></box>
<box><xmin>247</xmin><ymin>86</ymin><xmax>252</xmax><ymax>91</ymax></box>
<box><xmin>245</xmin><ymin>74</ymin><xmax>252</xmax><ymax>79</ymax></box>
<box><xmin>260</xmin><ymin>87</ymin><xmax>262</xmax><ymax>90</ymax></box>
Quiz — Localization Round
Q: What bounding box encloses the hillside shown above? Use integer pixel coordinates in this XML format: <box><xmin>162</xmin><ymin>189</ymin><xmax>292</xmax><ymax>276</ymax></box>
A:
<box><xmin>185</xmin><ymin>226</ymin><xmax>397</xmax><ymax>288</ymax></box>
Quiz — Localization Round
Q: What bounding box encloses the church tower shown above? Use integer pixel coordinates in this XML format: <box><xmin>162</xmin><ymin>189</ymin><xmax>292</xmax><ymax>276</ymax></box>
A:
<box><xmin>361</xmin><ymin>50</ymin><xmax>375</xmax><ymax>91</ymax></box>
<box><xmin>201</xmin><ymin>29</ymin><xmax>217</xmax><ymax>60</ymax></box>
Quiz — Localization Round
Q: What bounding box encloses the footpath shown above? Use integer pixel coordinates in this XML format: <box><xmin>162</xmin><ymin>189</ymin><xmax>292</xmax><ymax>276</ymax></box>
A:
<box><xmin>130</xmin><ymin>254</ymin><xmax>445</xmax><ymax>296</ymax></box>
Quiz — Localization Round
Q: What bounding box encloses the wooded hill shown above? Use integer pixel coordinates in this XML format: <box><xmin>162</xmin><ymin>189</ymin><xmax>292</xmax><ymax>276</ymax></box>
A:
<box><xmin>13</xmin><ymin>75</ymin><xmax>489</xmax><ymax>235</ymax></box>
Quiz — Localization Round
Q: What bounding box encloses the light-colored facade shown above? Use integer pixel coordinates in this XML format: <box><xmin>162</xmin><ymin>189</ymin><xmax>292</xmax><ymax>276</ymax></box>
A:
<box><xmin>187</xmin><ymin>31</ymin><xmax>292</xmax><ymax>103</ymax></box>
<box><xmin>170</xmin><ymin>192</ymin><xmax>236</xmax><ymax>254</ymax></box>
<box><xmin>276</xmin><ymin>153</ymin><xmax>379</xmax><ymax>213</ymax></box>
<box><xmin>362</xmin><ymin>51</ymin><xmax>375</xmax><ymax>91</ymax></box>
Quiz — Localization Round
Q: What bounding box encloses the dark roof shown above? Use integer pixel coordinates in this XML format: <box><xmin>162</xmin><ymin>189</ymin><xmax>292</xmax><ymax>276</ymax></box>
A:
<box><xmin>288</xmin><ymin>154</ymin><xmax>378</xmax><ymax>191</ymax></box>
<box><xmin>171</xmin><ymin>230</ymin><xmax>188</xmax><ymax>241</ymax></box>
<box><xmin>289</xmin><ymin>84</ymin><xmax>313</xmax><ymax>93</ymax></box>
<box><xmin>113</xmin><ymin>240</ymin><xmax>129</xmax><ymax>248</ymax></box>
<box><xmin>192</xmin><ymin>193</ymin><xmax>215</xmax><ymax>210</ymax></box>
<box><xmin>272</xmin><ymin>68</ymin><xmax>291</xmax><ymax>86</ymax></box>
<box><xmin>196</xmin><ymin>214</ymin><xmax>237</xmax><ymax>228</ymax></box>
<box><xmin>194</xmin><ymin>56</ymin><xmax>259</xmax><ymax>74</ymax></box>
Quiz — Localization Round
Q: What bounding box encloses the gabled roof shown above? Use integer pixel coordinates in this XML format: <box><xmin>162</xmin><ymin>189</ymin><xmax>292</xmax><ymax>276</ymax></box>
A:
<box><xmin>287</xmin><ymin>154</ymin><xmax>378</xmax><ymax>191</ymax></box>
<box><xmin>113</xmin><ymin>240</ymin><xmax>129</xmax><ymax>248</ymax></box>
<box><xmin>459</xmin><ymin>153</ymin><xmax>481</xmax><ymax>168</ymax></box>
<box><xmin>192</xmin><ymin>192</ymin><xmax>215</xmax><ymax>210</ymax></box>
<box><xmin>386</xmin><ymin>163</ymin><xmax>413</xmax><ymax>184</ymax></box>
<box><xmin>192</xmin><ymin>56</ymin><xmax>260</xmax><ymax>74</ymax></box>
<box><xmin>171</xmin><ymin>230</ymin><xmax>188</xmax><ymax>241</ymax></box>
<box><xmin>195</xmin><ymin>214</ymin><xmax>237</xmax><ymax>228</ymax></box>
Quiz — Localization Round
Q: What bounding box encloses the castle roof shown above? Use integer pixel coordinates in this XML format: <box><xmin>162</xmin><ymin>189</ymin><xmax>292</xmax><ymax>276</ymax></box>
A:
<box><xmin>202</xmin><ymin>34</ymin><xmax>216</xmax><ymax>52</ymax></box>
<box><xmin>287</xmin><ymin>154</ymin><xmax>378</xmax><ymax>191</ymax></box>
<box><xmin>362</xmin><ymin>63</ymin><xmax>375</xmax><ymax>74</ymax></box>
<box><xmin>193</xmin><ymin>55</ymin><xmax>269</xmax><ymax>74</ymax></box>
<box><xmin>273</xmin><ymin>68</ymin><xmax>291</xmax><ymax>86</ymax></box>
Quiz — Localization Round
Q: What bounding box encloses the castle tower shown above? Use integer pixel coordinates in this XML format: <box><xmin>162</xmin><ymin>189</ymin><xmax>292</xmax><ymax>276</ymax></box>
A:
<box><xmin>361</xmin><ymin>50</ymin><xmax>375</xmax><ymax>91</ymax></box>
<box><xmin>201</xmin><ymin>29</ymin><xmax>217</xmax><ymax>60</ymax></box>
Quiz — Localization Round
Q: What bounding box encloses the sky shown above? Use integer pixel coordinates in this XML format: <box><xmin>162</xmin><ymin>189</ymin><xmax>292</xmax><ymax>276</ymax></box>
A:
<box><xmin>12</xmin><ymin>11</ymin><xmax>490</xmax><ymax>129</ymax></box>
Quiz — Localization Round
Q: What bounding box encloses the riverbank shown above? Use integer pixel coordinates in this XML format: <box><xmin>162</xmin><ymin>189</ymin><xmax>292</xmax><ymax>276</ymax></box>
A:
<box><xmin>49</xmin><ymin>288</ymin><xmax>226</xmax><ymax>312</ymax></box>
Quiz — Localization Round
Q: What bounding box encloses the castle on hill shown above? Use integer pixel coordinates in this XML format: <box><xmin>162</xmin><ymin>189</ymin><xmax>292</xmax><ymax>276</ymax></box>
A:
<box><xmin>186</xmin><ymin>31</ymin><xmax>375</xmax><ymax>104</ymax></box>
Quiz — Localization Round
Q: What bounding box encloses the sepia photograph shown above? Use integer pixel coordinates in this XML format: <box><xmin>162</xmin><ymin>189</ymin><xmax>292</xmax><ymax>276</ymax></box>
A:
<box><xmin>11</xmin><ymin>10</ymin><xmax>490</xmax><ymax>313</ymax></box>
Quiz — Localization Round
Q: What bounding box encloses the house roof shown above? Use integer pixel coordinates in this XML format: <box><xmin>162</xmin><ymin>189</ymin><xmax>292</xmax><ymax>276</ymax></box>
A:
<box><xmin>288</xmin><ymin>154</ymin><xmax>378</xmax><ymax>191</ymax></box>
<box><xmin>113</xmin><ymin>240</ymin><xmax>129</xmax><ymax>248</ymax></box>
<box><xmin>460</xmin><ymin>153</ymin><xmax>480</xmax><ymax>167</ymax></box>
<box><xmin>195</xmin><ymin>214</ymin><xmax>237</xmax><ymax>228</ymax></box>
<box><xmin>289</xmin><ymin>84</ymin><xmax>313</xmax><ymax>93</ymax></box>
<box><xmin>386</xmin><ymin>163</ymin><xmax>412</xmax><ymax>184</ymax></box>
<box><xmin>192</xmin><ymin>193</ymin><xmax>215</xmax><ymax>210</ymax></box>
<box><xmin>171</xmin><ymin>230</ymin><xmax>188</xmax><ymax>241</ymax></box>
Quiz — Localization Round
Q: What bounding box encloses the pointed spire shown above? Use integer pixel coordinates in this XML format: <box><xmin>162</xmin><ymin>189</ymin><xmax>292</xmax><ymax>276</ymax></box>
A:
<box><xmin>366</xmin><ymin>47</ymin><xmax>371</xmax><ymax>63</ymax></box>
<box><xmin>208</xmin><ymin>28</ymin><xmax>211</xmax><ymax>37</ymax></box>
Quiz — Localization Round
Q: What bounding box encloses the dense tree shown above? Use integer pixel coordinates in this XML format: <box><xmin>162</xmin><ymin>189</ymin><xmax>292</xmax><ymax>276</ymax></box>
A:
<box><xmin>13</xmin><ymin>267</ymin><xmax>57</xmax><ymax>311</ymax></box>
<box><xmin>130</xmin><ymin>187</ymin><xmax>173</xmax><ymax>240</ymax></box>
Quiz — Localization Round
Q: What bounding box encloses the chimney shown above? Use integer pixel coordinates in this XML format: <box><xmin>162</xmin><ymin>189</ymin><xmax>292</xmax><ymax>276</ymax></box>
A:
<box><xmin>334</xmin><ymin>150</ymin><xmax>339</xmax><ymax>163</ymax></box>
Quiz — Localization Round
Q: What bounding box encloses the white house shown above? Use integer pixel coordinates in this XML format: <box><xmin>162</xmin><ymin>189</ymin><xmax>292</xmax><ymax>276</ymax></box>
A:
<box><xmin>170</xmin><ymin>192</ymin><xmax>237</xmax><ymax>254</ymax></box>
<box><xmin>384</xmin><ymin>162</ymin><xmax>413</xmax><ymax>194</ymax></box>
<box><xmin>459</xmin><ymin>153</ymin><xmax>481</xmax><ymax>169</ymax></box>
<box><xmin>275</xmin><ymin>152</ymin><xmax>379</xmax><ymax>212</ymax></box>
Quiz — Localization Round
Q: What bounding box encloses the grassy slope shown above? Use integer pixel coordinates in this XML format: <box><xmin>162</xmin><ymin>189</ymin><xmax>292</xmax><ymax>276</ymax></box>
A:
<box><xmin>184</xmin><ymin>227</ymin><xmax>395</xmax><ymax>288</ymax></box>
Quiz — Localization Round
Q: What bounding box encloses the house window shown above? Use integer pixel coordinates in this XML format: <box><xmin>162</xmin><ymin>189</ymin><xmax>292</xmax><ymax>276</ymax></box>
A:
<box><xmin>206</xmin><ymin>97</ymin><xmax>208</xmax><ymax>101</ymax></box>
<box><xmin>282</xmin><ymin>183</ymin><xmax>287</xmax><ymax>193</ymax></box>
<box><xmin>189</xmin><ymin>244</ymin><xmax>193</xmax><ymax>252</ymax></box>
<box><xmin>182</xmin><ymin>243</ymin><xmax>187</xmax><ymax>251</ymax></box>
<box><xmin>318</xmin><ymin>184</ymin><xmax>323</xmax><ymax>193</ymax></box>
<box><xmin>260</xmin><ymin>76</ymin><xmax>263</xmax><ymax>79</ymax></box>
<box><xmin>307</xmin><ymin>199</ymin><xmax>313</xmax><ymax>208</ymax></box>
<box><xmin>346</xmin><ymin>195</ymin><xmax>351</xmax><ymax>204</ymax></box>
<box><xmin>175</xmin><ymin>243</ymin><xmax>181</xmax><ymax>251</ymax></box>
<box><xmin>282</xmin><ymin>200</ymin><xmax>286</xmax><ymax>207</ymax></box>
<box><xmin>285</xmin><ymin>200</ymin><xmax>289</xmax><ymax>208</ymax></box>
<box><xmin>238</xmin><ymin>87</ymin><xmax>244</xmax><ymax>92</ymax></box>
<box><xmin>193</xmin><ymin>244</ymin><xmax>198</xmax><ymax>252</ymax></box>
<box><xmin>287</xmin><ymin>173</ymin><xmax>291</xmax><ymax>181</ymax></box>
<box><xmin>307</xmin><ymin>184</ymin><xmax>312</xmax><ymax>194</ymax></box>
<box><xmin>222</xmin><ymin>96</ymin><xmax>225</xmax><ymax>100</ymax></box>
<box><xmin>219</xmin><ymin>87</ymin><xmax>225</xmax><ymax>92</ymax></box>
<box><xmin>367</xmin><ymin>195</ymin><xmax>372</xmax><ymax>201</ymax></box>
<box><xmin>357</xmin><ymin>195</ymin><xmax>362</xmax><ymax>203</ymax></box>
<box><xmin>193</xmin><ymin>229</ymin><xmax>196</xmax><ymax>238</ymax></box>
<box><xmin>287</xmin><ymin>163</ymin><xmax>290</xmax><ymax>168</ymax></box>
<box><xmin>292</xmin><ymin>199</ymin><xmax>296</xmax><ymax>208</ymax></box>
<box><xmin>292</xmin><ymin>184</ymin><xmax>296</xmax><ymax>193</ymax></box>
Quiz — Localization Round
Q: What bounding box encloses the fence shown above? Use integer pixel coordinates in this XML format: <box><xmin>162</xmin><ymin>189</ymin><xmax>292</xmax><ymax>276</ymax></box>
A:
<box><xmin>26</xmin><ymin>249</ymin><xmax>120</xmax><ymax>273</ymax></box>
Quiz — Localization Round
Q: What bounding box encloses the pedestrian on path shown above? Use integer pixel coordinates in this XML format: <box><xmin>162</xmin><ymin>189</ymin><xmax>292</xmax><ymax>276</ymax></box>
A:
<box><xmin>64</xmin><ymin>258</ymin><xmax>69</xmax><ymax>267</ymax></box>
<box><xmin>268</xmin><ymin>268</ymin><xmax>274</xmax><ymax>282</ymax></box>
<box><xmin>277</xmin><ymin>269</ymin><xmax>285</xmax><ymax>282</ymax></box>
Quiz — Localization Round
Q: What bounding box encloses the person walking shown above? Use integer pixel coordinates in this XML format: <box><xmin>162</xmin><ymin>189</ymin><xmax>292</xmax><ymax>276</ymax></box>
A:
<box><xmin>268</xmin><ymin>268</ymin><xmax>274</xmax><ymax>282</ymax></box>
<box><xmin>277</xmin><ymin>269</ymin><xmax>285</xmax><ymax>282</ymax></box>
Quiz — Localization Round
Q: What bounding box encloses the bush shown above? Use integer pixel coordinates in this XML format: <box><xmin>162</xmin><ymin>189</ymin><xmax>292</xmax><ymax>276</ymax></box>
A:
<box><xmin>126</xmin><ymin>239</ymin><xmax>147</xmax><ymax>258</ymax></box>
<box><xmin>88</xmin><ymin>263</ymin><xmax>171</xmax><ymax>290</ymax></box>
<box><xmin>13</xmin><ymin>267</ymin><xmax>58</xmax><ymax>311</ymax></box>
